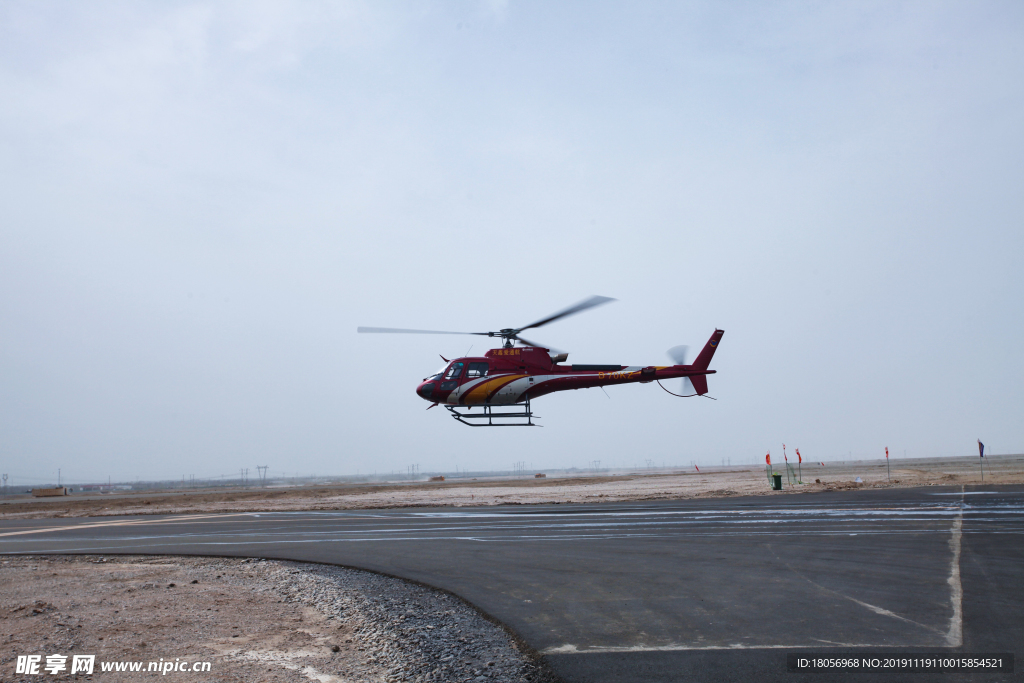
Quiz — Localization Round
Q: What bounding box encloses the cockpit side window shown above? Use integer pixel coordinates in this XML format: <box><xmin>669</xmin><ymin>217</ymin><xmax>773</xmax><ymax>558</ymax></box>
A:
<box><xmin>443</xmin><ymin>362</ymin><xmax>464</xmax><ymax>379</ymax></box>
<box><xmin>466</xmin><ymin>362</ymin><xmax>489</xmax><ymax>378</ymax></box>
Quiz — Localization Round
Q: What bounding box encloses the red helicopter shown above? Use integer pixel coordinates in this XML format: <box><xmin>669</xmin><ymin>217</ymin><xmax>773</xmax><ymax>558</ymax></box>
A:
<box><xmin>358</xmin><ymin>296</ymin><xmax>724</xmax><ymax>426</ymax></box>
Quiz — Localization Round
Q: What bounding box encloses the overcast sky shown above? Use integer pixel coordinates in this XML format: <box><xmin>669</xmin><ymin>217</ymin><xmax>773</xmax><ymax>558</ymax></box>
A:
<box><xmin>2</xmin><ymin>1</ymin><xmax>1022</xmax><ymax>485</ymax></box>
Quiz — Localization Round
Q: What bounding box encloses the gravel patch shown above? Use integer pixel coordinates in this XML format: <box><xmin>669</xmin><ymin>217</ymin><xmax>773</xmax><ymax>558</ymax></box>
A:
<box><xmin>1</xmin><ymin>555</ymin><xmax>558</xmax><ymax>683</ymax></box>
<box><xmin>237</xmin><ymin>558</ymin><xmax>556</xmax><ymax>683</ymax></box>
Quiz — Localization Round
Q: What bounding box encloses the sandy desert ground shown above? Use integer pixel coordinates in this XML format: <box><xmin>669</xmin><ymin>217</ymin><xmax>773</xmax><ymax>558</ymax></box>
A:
<box><xmin>2</xmin><ymin>455</ymin><xmax>1021</xmax><ymax>521</ymax></box>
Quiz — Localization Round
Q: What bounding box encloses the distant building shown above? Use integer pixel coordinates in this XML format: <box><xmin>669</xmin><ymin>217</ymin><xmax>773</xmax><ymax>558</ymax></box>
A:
<box><xmin>32</xmin><ymin>487</ymin><xmax>68</xmax><ymax>497</ymax></box>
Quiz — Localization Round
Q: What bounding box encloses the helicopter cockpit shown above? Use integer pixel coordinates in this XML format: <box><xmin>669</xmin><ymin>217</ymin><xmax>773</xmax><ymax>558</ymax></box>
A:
<box><xmin>424</xmin><ymin>365</ymin><xmax>449</xmax><ymax>382</ymax></box>
<box><xmin>425</xmin><ymin>360</ymin><xmax>491</xmax><ymax>384</ymax></box>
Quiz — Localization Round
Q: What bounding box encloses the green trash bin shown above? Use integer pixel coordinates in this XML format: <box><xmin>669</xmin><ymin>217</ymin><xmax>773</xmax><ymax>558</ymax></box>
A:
<box><xmin>772</xmin><ymin>474</ymin><xmax>783</xmax><ymax>490</ymax></box>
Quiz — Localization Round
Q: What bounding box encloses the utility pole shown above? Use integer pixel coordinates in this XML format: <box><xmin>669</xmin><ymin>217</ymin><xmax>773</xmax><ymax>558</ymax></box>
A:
<box><xmin>58</xmin><ymin>468</ymin><xmax>61</xmax><ymax>487</ymax></box>
<box><xmin>2</xmin><ymin>474</ymin><xmax>7</xmax><ymax>497</ymax></box>
<box><xmin>257</xmin><ymin>466</ymin><xmax>268</xmax><ymax>487</ymax></box>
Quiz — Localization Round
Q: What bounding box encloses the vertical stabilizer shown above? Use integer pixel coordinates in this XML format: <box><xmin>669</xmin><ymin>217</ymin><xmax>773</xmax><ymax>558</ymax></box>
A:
<box><xmin>692</xmin><ymin>329</ymin><xmax>724</xmax><ymax>371</ymax></box>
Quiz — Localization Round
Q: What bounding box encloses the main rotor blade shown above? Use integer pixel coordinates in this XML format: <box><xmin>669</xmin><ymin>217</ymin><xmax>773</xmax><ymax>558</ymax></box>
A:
<box><xmin>357</xmin><ymin>327</ymin><xmax>490</xmax><ymax>336</ymax></box>
<box><xmin>514</xmin><ymin>335</ymin><xmax>564</xmax><ymax>354</ymax></box>
<box><xmin>667</xmin><ymin>345</ymin><xmax>689</xmax><ymax>365</ymax></box>
<box><xmin>515</xmin><ymin>295</ymin><xmax>615</xmax><ymax>333</ymax></box>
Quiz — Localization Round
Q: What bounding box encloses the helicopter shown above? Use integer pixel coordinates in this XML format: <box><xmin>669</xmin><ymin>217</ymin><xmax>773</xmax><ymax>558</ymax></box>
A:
<box><xmin>357</xmin><ymin>296</ymin><xmax>724</xmax><ymax>426</ymax></box>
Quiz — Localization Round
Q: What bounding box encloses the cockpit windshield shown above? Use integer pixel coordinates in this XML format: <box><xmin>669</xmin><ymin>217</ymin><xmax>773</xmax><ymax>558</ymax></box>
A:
<box><xmin>444</xmin><ymin>362</ymin><xmax>464</xmax><ymax>379</ymax></box>
<box><xmin>426</xmin><ymin>365</ymin><xmax>447</xmax><ymax>381</ymax></box>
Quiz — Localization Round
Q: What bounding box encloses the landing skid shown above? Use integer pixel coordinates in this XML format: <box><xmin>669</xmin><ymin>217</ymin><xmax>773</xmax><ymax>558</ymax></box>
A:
<box><xmin>445</xmin><ymin>397</ymin><xmax>539</xmax><ymax>427</ymax></box>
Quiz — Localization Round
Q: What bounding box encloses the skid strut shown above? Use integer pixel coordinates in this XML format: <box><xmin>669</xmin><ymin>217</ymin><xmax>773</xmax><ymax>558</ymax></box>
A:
<box><xmin>445</xmin><ymin>396</ymin><xmax>538</xmax><ymax>427</ymax></box>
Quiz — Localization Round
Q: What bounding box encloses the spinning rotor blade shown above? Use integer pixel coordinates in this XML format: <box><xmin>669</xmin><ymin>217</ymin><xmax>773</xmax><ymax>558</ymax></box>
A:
<box><xmin>359</xmin><ymin>295</ymin><xmax>613</xmax><ymax>352</ymax></box>
<box><xmin>667</xmin><ymin>345</ymin><xmax>694</xmax><ymax>395</ymax></box>
<box><xmin>515</xmin><ymin>295</ymin><xmax>615</xmax><ymax>334</ymax></box>
<box><xmin>666</xmin><ymin>345</ymin><xmax>689</xmax><ymax>366</ymax></box>
<box><xmin>357</xmin><ymin>327</ymin><xmax>491</xmax><ymax>336</ymax></box>
<box><xmin>515</xmin><ymin>335</ymin><xmax>565</xmax><ymax>354</ymax></box>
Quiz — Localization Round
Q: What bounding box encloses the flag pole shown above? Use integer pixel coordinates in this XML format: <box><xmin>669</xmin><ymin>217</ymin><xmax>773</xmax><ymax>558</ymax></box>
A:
<box><xmin>978</xmin><ymin>440</ymin><xmax>985</xmax><ymax>482</ymax></box>
<box><xmin>886</xmin><ymin>447</ymin><xmax>890</xmax><ymax>484</ymax></box>
<box><xmin>783</xmin><ymin>444</ymin><xmax>791</xmax><ymax>486</ymax></box>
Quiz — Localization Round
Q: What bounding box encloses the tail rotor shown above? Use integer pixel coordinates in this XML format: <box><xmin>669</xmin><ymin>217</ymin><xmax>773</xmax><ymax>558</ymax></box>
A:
<box><xmin>666</xmin><ymin>345</ymin><xmax>695</xmax><ymax>395</ymax></box>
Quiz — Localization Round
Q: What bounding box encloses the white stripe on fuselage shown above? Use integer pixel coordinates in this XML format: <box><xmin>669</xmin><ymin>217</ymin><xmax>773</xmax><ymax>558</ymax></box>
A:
<box><xmin>447</xmin><ymin>367</ymin><xmax>645</xmax><ymax>405</ymax></box>
<box><xmin>485</xmin><ymin>375</ymin><xmax>561</xmax><ymax>404</ymax></box>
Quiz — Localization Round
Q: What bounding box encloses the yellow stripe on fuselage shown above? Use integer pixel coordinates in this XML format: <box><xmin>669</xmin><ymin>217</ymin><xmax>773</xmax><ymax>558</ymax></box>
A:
<box><xmin>461</xmin><ymin>374</ymin><xmax>524</xmax><ymax>405</ymax></box>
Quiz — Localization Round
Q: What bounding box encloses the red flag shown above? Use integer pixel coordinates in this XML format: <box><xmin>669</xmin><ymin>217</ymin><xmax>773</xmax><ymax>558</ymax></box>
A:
<box><xmin>766</xmin><ymin>453</ymin><xmax>771</xmax><ymax>465</ymax></box>
<box><xmin>885</xmin><ymin>447</ymin><xmax>889</xmax><ymax>459</ymax></box>
<box><xmin>796</xmin><ymin>448</ymin><xmax>801</xmax><ymax>463</ymax></box>
<box><xmin>695</xmin><ymin>464</ymin><xmax>699</xmax><ymax>472</ymax></box>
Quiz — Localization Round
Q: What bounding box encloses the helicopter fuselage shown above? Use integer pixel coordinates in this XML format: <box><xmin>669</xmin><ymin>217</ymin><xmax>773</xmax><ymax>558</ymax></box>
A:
<box><xmin>416</xmin><ymin>330</ymin><xmax>723</xmax><ymax>406</ymax></box>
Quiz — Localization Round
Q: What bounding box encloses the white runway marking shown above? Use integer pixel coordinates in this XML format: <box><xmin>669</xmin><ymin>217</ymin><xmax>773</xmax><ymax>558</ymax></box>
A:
<box><xmin>543</xmin><ymin>642</ymin><xmax>881</xmax><ymax>654</ymax></box>
<box><xmin>767</xmin><ymin>546</ymin><xmax>944</xmax><ymax>638</ymax></box>
<box><xmin>4</xmin><ymin>500</ymin><xmax>1023</xmax><ymax>550</ymax></box>
<box><xmin>0</xmin><ymin>513</ymin><xmax>251</xmax><ymax>538</ymax></box>
<box><xmin>945</xmin><ymin>487</ymin><xmax>964</xmax><ymax>647</ymax></box>
<box><xmin>930</xmin><ymin>491</ymin><xmax>1006</xmax><ymax>495</ymax></box>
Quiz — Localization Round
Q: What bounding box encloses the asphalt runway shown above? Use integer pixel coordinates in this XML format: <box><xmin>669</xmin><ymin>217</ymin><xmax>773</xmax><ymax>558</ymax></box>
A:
<box><xmin>2</xmin><ymin>485</ymin><xmax>1021</xmax><ymax>682</ymax></box>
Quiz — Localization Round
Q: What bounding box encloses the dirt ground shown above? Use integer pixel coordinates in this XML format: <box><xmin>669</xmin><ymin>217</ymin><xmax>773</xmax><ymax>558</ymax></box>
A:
<box><xmin>0</xmin><ymin>555</ymin><xmax>552</xmax><ymax>683</ymax></box>
<box><xmin>2</xmin><ymin>556</ymin><xmax>345</xmax><ymax>682</ymax></box>
<box><xmin>2</xmin><ymin>455</ymin><xmax>1021</xmax><ymax>521</ymax></box>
